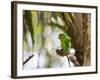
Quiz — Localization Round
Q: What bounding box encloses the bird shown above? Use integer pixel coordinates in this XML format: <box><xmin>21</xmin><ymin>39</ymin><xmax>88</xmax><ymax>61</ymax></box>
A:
<box><xmin>58</xmin><ymin>33</ymin><xmax>80</xmax><ymax>66</ymax></box>
<box><xmin>58</xmin><ymin>33</ymin><xmax>72</xmax><ymax>53</ymax></box>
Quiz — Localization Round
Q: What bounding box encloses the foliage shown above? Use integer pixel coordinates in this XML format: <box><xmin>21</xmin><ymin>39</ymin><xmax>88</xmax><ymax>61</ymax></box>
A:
<box><xmin>23</xmin><ymin>11</ymin><xmax>34</xmax><ymax>46</ymax></box>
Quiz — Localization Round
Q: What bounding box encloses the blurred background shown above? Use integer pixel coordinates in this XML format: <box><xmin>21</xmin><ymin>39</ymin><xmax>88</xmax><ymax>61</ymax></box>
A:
<box><xmin>22</xmin><ymin>10</ymin><xmax>91</xmax><ymax>69</ymax></box>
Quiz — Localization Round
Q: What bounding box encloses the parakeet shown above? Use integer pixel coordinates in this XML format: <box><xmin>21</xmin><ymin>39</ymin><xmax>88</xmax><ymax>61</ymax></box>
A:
<box><xmin>58</xmin><ymin>33</ymin><xmax>71</xmax><ymax>52</ymax></box>
<box><xmin>58</xmin><ymin>34</ymin><xmax>80</xmax><ymax>66</ymax></box>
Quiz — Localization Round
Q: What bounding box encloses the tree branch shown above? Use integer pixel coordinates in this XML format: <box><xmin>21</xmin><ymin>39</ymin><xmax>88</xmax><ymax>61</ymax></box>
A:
<box><xmin>56</xmin><ymin>49</ymin><xmax>80</xmax><ymax>66</ymax></box>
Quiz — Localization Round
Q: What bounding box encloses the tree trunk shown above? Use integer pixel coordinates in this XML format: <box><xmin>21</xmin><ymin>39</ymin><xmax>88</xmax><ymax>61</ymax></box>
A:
<box><xmin>67</xmin><ymin>13</ymin><xmax>91</xmax><ymax>66</ymax></box>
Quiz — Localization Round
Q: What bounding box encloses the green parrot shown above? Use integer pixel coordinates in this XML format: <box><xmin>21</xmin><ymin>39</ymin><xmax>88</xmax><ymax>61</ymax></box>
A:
<box><xmin>58</xmin><ymin>33</ymin><xmax>72</xmax><ymax>52</ymax></box>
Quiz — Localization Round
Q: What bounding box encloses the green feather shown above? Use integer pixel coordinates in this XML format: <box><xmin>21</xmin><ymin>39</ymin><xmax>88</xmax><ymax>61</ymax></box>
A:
<box><xmin>59</xmin><ymin>33</ymin><xmax>71</xmax><ymax>52</ymax></box>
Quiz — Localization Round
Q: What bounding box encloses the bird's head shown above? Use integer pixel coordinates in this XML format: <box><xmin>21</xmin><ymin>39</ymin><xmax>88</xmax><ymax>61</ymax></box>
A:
<box><xmin>58</xmin><ymin>33</ymin><xmax>66</xmax><ymax>39</ymax></box>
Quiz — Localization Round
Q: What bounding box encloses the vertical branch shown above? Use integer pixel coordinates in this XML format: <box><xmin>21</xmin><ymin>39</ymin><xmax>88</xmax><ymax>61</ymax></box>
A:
<box><xmin>71</xmin><ymin>13</ymin><xmax>84</xmax><ymax>66</ymax></box>
<box><xmin>37</xmin><ymin>12</ymin><xmax>45</xmax><ymax>68</ymax></box>
<box><xmin>83</xmin><ymin>14</ymin><xmax>91</xmax><ymax>66</ymax></box>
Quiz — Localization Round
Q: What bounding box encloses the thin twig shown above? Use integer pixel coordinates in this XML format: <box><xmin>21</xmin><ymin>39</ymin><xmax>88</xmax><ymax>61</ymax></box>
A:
<box><xmin>23</xmin><ymin>54</ymin><xmax>34</xmax><ymax>65</ymax></box>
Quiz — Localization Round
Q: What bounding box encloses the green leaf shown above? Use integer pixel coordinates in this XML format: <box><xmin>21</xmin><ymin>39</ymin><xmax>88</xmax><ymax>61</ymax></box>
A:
<box><xmin>23</xmin><ymin>10</ymin><xmax>34</xmax><ymax>45</ymax></box>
